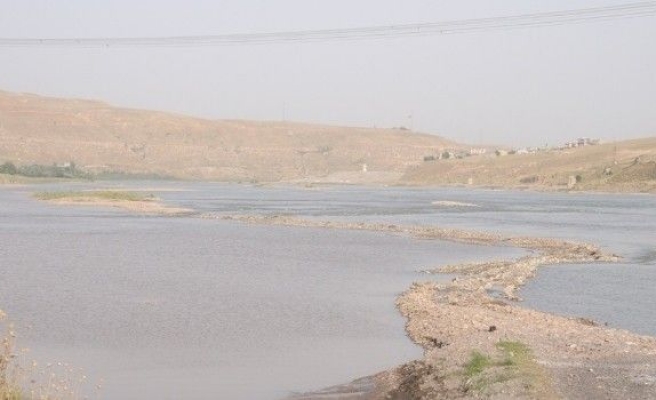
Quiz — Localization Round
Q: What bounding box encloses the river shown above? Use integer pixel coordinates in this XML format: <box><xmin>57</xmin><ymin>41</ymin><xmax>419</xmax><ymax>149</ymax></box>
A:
<box><xmin>1</xmin><ymin>182</ymin><xmax>653</xmax><ymax>399</ymax></box>
<box><xmin>1</xmin><ymin>182</ymin><xmax>526</xmax><ymax>400</ymax></box>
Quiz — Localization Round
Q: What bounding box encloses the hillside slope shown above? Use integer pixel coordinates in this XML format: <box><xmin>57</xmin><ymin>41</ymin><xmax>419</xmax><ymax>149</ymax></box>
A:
<box><xmin>402</xmin><ymin>137</ymin><xmax>656</xmax><ymax>193</ymax></box>
<box><xmin>0</xmin><ymin>90</ymin><xmax>458</xmax><ymax>183</ymax></box>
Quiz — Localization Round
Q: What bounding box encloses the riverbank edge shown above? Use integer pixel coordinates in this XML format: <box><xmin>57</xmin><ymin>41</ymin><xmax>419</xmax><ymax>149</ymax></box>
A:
<box><xmin>211</xmin><ymin>214</ymin><xmax>656</xmax><ymax>400</ymax></box>
<box><xmin>4</xmin><ymin>172</ymin><xmax>656</xmax><ymax>195</ymax></box>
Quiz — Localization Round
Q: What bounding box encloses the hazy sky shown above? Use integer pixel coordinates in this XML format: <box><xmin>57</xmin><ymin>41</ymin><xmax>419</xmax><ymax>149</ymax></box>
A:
<box><xmin>1</xmin><ymin>0</ymin><xmax>654</xmax><ymax>146</ymax></box>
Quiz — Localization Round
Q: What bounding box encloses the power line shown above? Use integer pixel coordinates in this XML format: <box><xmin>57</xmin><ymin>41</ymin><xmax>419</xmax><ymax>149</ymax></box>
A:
<box><xmin>1</xmin><ymin>1</ymin><xmax>655</xmax><ymax>48</ymax></box>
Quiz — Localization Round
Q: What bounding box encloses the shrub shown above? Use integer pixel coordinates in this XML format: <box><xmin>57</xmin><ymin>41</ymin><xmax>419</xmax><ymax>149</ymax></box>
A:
<box><xmin>0</xmin><ymin>162</ymin><xmax>17</xmax><ymax>175</ymax></box>
<box><xmin>520</xmin><ymin>175</ymin><xmax>539</xmax><ymax>184</ymax></box>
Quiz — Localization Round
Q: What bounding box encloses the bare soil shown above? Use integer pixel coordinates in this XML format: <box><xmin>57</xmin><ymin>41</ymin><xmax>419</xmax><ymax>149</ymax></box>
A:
<box><xmin>0</xmin><ymin>90</ymin><xmax>456</xmax><ymax>183</ymax></box>
<box><xmin>402</xmin><ymin>138</ymin><xmax>656</xmax><ymax>194</ymax></box>
<box><xmin>2</xmin><ymin>90</ymin><xmax>654</xmax><ymax>193</ymax></box>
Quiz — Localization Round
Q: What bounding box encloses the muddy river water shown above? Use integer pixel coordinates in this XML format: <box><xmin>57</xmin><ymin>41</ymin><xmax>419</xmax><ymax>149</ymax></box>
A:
<box><xmin>1</xmin><ymin>182</ymin><xmax>654</xmax><ymax>399</ymax></box>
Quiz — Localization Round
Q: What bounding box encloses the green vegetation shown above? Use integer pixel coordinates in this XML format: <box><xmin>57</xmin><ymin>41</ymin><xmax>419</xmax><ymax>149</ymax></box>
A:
<box><xmin>462</xmin><ymin>350</ymin><xmax>493</xmax><ymax>392</ymax></box>
<box><xmin>92</xmin><ymin>170</ymin><xmax>173</xmax><ymax>181</ymax></box>
<box><xmin>464</xmin><ymin>351</ymin><xmax>491</xmax><ymax>378</ymax></box>
<box><xmin>0</xmin><ymin>162</ymin><xmax>18</xmax><ymax>176</ymax></box>
<box><xmin>0</xmin><ymin>160</ymin><xmax>175</xmax><ymax>183</ymax></box>
<box><xmin>34</xmin><ymin>190</ymin><xmax>154</xmax><ymax>202</ymax></box>
<box><xmin>497</xmin><ymin>340</ymin><xmax>532</xmax><ymax>366</ymax></box>
<box><xmin>496</xmin><ymin>341</ymin><xmax>556</xmax><ymax>398</ymax></box>
<box><xmin>0</xmin><ymin>161</ymin><xmax>90</xmax><ymax>179</ymax></box>
<box><xmin>462</xmin><ymin>341</ymin><xmax>557</xmax><ymax>399</ymax></box>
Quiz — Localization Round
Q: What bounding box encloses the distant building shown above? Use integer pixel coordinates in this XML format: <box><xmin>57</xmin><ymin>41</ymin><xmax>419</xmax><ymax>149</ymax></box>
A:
<box><xmin>516</xmin><ymin>148</ymin><xmax>536</xmax><ymax>155</ymax></box>
<box><xmin>564</xmin><ymin>138</ymin><xmax>600</xmax><ymax>148</ymax></box>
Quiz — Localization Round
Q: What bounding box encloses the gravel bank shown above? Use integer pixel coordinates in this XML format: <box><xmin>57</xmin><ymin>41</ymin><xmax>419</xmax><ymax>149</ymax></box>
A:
<box><xmin>214</xmin><ymin>214</ymin><xmax>656</xmax><ymax>400</ymax></box>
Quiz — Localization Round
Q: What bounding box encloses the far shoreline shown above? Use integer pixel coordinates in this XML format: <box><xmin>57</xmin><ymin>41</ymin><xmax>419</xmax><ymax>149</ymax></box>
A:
<box><xmin>3</xmin><ymin>171</ymin><xmax>656</xmax><ymax>195</ymax></box>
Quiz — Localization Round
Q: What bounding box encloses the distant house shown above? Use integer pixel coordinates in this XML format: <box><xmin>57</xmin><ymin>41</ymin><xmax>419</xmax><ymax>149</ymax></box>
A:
<box><xmin>577</xmin><ymin>138</ymin><xmax>600</xmax><ymax>146</ymax></box>
<box><xmin>516</xmin><ymin>148</ymin><xmax>536</xmax><ymax>155</ymax></box>
<box><xmin>564</xmin><ymin>138</ymin><xmax>600</xmax><ymax>148</ymax></box>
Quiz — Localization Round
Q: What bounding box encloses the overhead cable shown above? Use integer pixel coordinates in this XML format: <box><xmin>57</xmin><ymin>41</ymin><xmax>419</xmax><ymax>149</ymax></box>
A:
<box><xmin>1</xmin><ymin>1</ymin><xmax>655</xmax><ymax>48</ymax></box>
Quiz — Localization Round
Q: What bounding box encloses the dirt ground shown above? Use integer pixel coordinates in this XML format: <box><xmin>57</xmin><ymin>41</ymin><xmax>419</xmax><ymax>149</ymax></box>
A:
<box><xmin>401</xmin><ymin>137</ymin><xmax>656</xmax><ymax>194</ymax></box>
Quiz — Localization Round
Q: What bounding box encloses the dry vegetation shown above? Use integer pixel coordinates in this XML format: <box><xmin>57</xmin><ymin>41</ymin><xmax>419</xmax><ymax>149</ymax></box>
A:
<box><xmin>1</xmin><ymin>310</ymin><xmax>92</xmax><ymax>400</ymax></box>
<box><xmin>402</xmin><ymin>137</ymin><xmax>656</xmax><ymax>193</ymax></box>
<box><xmin>33</xmin><ymin>190</ymin><xmax>192</xmax><ymax>215</ymax></box>
<box><xmin>0</xmin><ymin>175</ymin><xmax>50</xmax><ymax>186</ymax></box>
<box><xmin>34</xmin><ymin>190</ymin><xmax>152</xmax><ymax>202</ymax></box>
<box><xmin>2</xmin><ymin>90</ymin><xmax>654</xmax><ymax>192</ymax></box>
<box><xmin>0</xmin><ymin>90</ymin><xmax>457</xmax><ymax>184</ymax></box>
<box><xmin>1</xmin><ymin>309</ymin><xmax>21</xmax><ymax>400</ymax></box>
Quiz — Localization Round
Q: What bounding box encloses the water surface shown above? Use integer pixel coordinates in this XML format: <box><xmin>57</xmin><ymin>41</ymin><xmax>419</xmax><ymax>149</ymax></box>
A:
<box><xmin>0</xmin><ymin>184</ymin><xmax>523</xmax><ymax>400</ymax></box>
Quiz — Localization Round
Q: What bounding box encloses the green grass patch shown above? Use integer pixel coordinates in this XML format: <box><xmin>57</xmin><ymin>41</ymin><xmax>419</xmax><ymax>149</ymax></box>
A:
<box><xmin>497</xmin><ymin>340</ymin><xmax>532</xmax><ymax>367</ymax></box>
<box><xmin>461</xmin><ymin>342</ymin><xmax>557</xmax><ymax>398</ymax></box>
<box><xmin>464</xmin><ymin>351</ymin><xmax>491</xmax><ymax>378</ymax></box>
<box><xmin>34</xmin><ymin>190</ymin><xmax>154</xmax><ymax>202</ymax></box>
<box><xmin>495</xmin><ymin>341</ymin><xmax>558</xmax><ymax>399</ymax></box>
<box><xmin>462</xmin><ymin>351</ymin><xmax>493</xmax><ymax>393</ymax></box>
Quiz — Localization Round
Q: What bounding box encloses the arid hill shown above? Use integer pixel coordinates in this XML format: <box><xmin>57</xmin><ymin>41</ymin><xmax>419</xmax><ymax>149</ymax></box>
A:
<box><xmin>0</xmin><ymin>90</ymin><xmax>458</xmax><ymax>183</ymax></box>
<box><xmin>2</xmin><ymin>90</ymin><xmax>654</xmax><ymax>192</ymax></box>
<box><xmin>402</xmin><ymin>137</ymin><xmax>656</xmax><ymax>193</ymax></box>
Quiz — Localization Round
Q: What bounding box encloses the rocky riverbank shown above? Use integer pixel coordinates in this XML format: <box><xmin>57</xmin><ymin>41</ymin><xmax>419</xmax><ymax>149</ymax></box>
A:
<box><xmin>212</xmin><ymin>214</ymin><xmax>656</xmax><ymax>399</ymax></box>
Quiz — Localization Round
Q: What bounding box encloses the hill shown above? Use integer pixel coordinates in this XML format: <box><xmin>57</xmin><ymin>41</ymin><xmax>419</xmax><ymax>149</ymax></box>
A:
<box><xmin>0</xmin><ymin>90</ymin><xmax>458</xmax><ymax>183</ymax></box>
<box><xmin>401</xmin><ymin>137</ymin><xmax>656</xmax><ymax>193</ymax></box>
